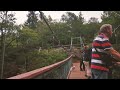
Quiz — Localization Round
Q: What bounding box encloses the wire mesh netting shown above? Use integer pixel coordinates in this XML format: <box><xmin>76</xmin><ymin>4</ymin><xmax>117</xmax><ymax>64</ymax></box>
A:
<box><xmin>34</xmin><ymin>58</ymin><xmax>72</xmax><ymax>79</ymax></box>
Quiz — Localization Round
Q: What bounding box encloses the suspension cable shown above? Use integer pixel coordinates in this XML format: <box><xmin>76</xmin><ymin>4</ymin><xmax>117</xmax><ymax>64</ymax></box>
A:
<box><xmin>111</xmin><ymin>11</ymin><xmax>120</xmax><ymax>33</ymax></box>
<box><xmin>113</xmin><ymin>25</ymin><xmax>120</xmax><ymax>34</ymax></box>
<box><xmin>38</xmin><ymin>11</ymin><xmax>85</xmax><ymax>54</ymax></box>
<box><xmin>39</xmin><ymin>11</ymin><xmax>60</xmax><ymax>45</ymax></box>
<box><xmin>112</xmin><ymin>11</ymin><xmax>120</xmax><ymax>17</ymax></box>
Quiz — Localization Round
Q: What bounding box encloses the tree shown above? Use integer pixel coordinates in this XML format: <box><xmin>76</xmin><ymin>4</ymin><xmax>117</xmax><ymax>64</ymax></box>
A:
<box><xmin>101</xmin><ymin>11</ymin><xmax>120</xmax><ymax>27</ymax></box>
<box><xmin>61</xmin><ymin>12</ymin><xmax>85</xmax><ymax>37</ymax></box>
<box><xmin>61</xmin><ymin>12</ymin><xmax>78</xmax><ymax>24</ymax></box>
<box><xmin>101</xmin><ymin>11</ymin><xmax>120</xmax><ymax>44</ymax></box>
<box><xmin>0</xmin><ymin>11</ymin><xmax>16</xmax><ymax>79</ymax></box>
<box><xmin>47</xmin><ymin>15</ymin><xmax>53</xmax><ymax>23</ymax></box>
<box><xmin>78</xmin><ymin>12</ymin><xmax>84</xmax><ymax>25</ymax></box>
<box><xmin>88</xmin><ymin>17</ymin><xmax>99</xmax><ymax>24</ymax></box>
<box><xmin>24</xmin><ymin>11</ymin><xmax>38</xmax><ymax>29</ymax></box>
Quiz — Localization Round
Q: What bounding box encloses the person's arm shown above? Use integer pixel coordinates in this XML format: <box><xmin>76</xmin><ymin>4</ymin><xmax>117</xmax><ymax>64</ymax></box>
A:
<box><xmin>106</xmin><ymin>48</ymin><xmax>120</xmax><ymax>62</ymax></box>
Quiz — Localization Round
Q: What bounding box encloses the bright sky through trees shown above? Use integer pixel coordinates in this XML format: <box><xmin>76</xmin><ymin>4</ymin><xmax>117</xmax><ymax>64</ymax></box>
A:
<box><xmin>14</xmin><ymin>11</ymin><xmax>103</xmax><ymax>25</ymax></box>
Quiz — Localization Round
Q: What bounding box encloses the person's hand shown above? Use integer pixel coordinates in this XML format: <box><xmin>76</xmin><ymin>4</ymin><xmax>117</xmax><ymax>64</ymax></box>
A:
<box><xmin>113</xmin><ymin>62</ymin><xmax>120</xmax><ymax>67</ymax></box>
<box><xmin>116</xmin><ymin>62</ymin><xmax>120</xmax><ymax>65</ymax></box>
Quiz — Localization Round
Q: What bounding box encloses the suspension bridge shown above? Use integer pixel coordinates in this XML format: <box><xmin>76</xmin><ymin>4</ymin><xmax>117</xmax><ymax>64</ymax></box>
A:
<box><xmin>7</xmin><ymin>48</ymin><xmax>87</xmax><ymax>79</ymax></box>
<box><xmin>6</xmin><ymin>35</ymin><xmax>88</xmax><ymax>79</ymax></box>
<box><xmin>1</xmin><ymin>11</ymin><xmax>120</xmax><ymax>79</ymax></box>
<box><xmin>1</xmin><ymin>11</ymin><xmax>87</xmax><ymax>79</ymax></box>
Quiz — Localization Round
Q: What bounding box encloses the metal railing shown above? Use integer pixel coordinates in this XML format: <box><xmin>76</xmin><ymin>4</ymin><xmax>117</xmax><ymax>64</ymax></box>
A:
<box><xmin>7</xmin><ymin>55</ymin><xmax>73</xmax><ymax>79</ymax></box>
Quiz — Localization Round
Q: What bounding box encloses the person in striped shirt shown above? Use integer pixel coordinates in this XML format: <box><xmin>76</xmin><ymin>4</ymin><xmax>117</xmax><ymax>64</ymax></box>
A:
<box><xmin>91</xmin><ymin>24</ymin><xmax>120</xmax><ymax>79</ymax></box>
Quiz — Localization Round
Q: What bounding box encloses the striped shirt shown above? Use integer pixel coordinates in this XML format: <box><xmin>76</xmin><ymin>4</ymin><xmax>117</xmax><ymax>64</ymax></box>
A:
<box><xmin>91</xmin><ymin>33</ymin><xmax>112</xmax><ymax>71</ymax></box>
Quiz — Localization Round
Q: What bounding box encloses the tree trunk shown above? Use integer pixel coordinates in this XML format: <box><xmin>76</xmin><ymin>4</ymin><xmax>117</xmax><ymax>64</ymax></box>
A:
<box><xmin>0</xmin><ymin>28</ymin><xmax>3</xmax><ymax>75</ymax></box>
<box><xmin>1</xmin><ymin>11</ymin><xmax>8</xmax><ymax>79</ymax></box>
<box><xmin>1</xmin><ymin>28</ymin><xmax>6</xmax><ymax>79</ymax></box>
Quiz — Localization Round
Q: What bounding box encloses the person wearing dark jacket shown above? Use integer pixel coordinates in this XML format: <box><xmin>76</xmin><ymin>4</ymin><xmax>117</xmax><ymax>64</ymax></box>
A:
<box><xmin>83</xmin><ymin>45</ymin><xmax>92</xmax><ymax>79</ymax></box>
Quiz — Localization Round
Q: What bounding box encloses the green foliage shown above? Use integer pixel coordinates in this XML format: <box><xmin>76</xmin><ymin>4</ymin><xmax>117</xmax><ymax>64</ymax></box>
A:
<box><xmin>18</xmin><ymin>26</ymin><xmax>39</xmax><ymax>48</ymax></box>
<box><xmin>3</xmin><ymin>48</ymin><xmax>67</xmax><ymax>78</ymax></box>
<box><xmin>27</xmin><ymin>48</ymin><xmax>67</xmax><ymax>71</ymax></box>
<box><xmin>24</xmin><ymin>11</ymin><xmax>38</xmax><ymax>29</ymax></box>
<box><xmin>101</xmin><ymin>11</ymin><xmax>120</xmax><ymax>44</ymax></box>
<box><xmin>1</xmin><ymin>11</ymin><xmax>120</xmax><ymax>78</ymax></box>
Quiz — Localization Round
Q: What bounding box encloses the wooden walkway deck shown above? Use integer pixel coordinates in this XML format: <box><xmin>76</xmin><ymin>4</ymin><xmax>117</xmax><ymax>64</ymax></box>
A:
<box><xmin>68</xmin><ymin>61</ymin><xmax>87</xmax><ymax>79</ymax></box>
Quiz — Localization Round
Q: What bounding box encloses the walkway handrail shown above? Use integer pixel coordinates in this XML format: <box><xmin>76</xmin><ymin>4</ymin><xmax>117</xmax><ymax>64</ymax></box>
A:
<box><xmin>7</xmin><ymin>55</ymin><xmax>73</xmax><ymax>79</ymax></box>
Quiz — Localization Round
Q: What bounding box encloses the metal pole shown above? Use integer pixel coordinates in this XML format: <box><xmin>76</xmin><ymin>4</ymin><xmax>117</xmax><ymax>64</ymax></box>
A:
<box><xmin>70</xmin><ymin>37</ymin><xmax>72</xmax><ymax>51</ymax></box>
<box><xmin>80</xmin><ymin>36</ymin><xmax>84</xmax><ymax>48</ymax></box>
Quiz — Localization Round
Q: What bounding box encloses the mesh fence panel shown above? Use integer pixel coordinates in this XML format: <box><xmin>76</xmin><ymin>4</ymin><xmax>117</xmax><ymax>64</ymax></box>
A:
<box><xmin>34</xmin><ymin>58</ymin><xmax>72</xmax><ymax>79</ymax></box>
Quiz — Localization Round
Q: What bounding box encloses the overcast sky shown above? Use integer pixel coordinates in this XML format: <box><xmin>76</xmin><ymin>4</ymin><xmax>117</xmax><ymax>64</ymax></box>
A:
<box><xmin>13</xmin><ymin>11</ymin><xmax>103</xmax><ymax>25</ymax></box>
